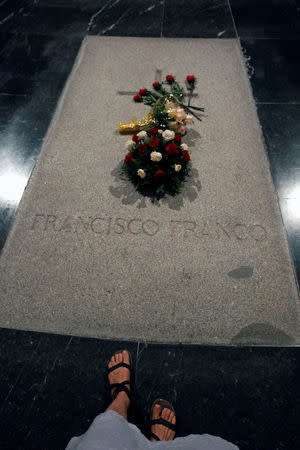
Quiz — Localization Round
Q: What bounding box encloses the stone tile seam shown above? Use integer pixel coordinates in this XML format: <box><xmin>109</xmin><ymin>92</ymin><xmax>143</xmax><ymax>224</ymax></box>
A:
<box><xmin>226</xmin><ymin>0</ymin><xmax>239</xmax><ymax>39</ymax></box>
<box><xmin>160</xmin><ymin>0</ymin><xmax>166</xmax><ymax>38</ymax></box>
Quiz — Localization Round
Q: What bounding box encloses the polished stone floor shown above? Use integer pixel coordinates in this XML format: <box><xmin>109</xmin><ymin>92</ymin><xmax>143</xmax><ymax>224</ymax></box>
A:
<box><xmin>0</xmin><ymin>1</ymin><xmax>299</xmax><ymax>449</ymax></box>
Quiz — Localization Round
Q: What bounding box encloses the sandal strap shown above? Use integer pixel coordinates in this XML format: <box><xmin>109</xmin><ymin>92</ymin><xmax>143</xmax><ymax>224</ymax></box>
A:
<box><xmin>150</xmin><ymin>432</ymin><xmax>160</xmax><ymax>441</ymax></box>
<box><xmin>107</xmin><ymin>362</ymin><xmax>131</xmax><ymax>374</ymax></box>
<box><xmin>111</xmin><ymin>382</ymin><xmax>131</xmax><ymax>401</ymax></box>
<box><xmin>150</xmin><ymin>418</ymin><xmax>176</xmax><ymax>432</ymax></box>
<box><xmin>110</xmin><ymin>380</ymin><xmax>130</xmax><ymax>389</ymax></box>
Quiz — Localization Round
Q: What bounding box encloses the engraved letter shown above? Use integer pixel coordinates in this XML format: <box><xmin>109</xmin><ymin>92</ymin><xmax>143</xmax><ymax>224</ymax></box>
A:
<box><xmin>114</xmin><ymin>218</ymin><xmax>126</xmax><ymax>234</ymax></box>
<box><xmin>76</xmin><ymin>216</ymin><xmax>90</xmax><ymax>232</ymax></box>
<box><xmin>216</xmin><ymin>222</ymin><xmax>231</xmax><ymax>239</ymax></box>
<box><xmin>58</xmin><ymin>216</ymin><xmax>73</xmax><ymax>232</ymax></box>
<box><xmin>45</xmin><ymin>215</ymin><xmax>57</xmax><ymax>231</ymax></box>
<box><xmin>200</xmin><ymin>222</ymin><xmax>211</xmax><ymax>238</ymax></box>
<box><xmin>142</xmin><ymin>220</ymin><xmax>159</xmax><ymax>236</ymax></box>
<box><xmin>170</xmin><ymin>220</ymin><xmax>182</xmax><ymax>236</ymax></box>
<box><xmin>107</xmin><ymin>217</ymin><xmax>112</xmax><ymax>235</ymax></box>
<box><xmin>90</xmin><ymin>217</ymin><xmax>106</xmax><ymax>235</ymax></box>
<box><xmin>128</xmin><ymin>219</ymin><xmax>142</xmax><ymax>235</ymax></box>
<box><xmin>233</xmin><ymin>224</ymin><xmax>247</xmax><ymax>240</ymax></box>
<box><xmin>248</xmin><ymin>224</ymin><xmax>267</xmax><ymax>241</ymax></box>
<box><xmin>183</xmin><ymin>221</ymin><xmax>198</xmax><ymax>238</ymax></box>
<box><xmin>31</xmin><ymin>214</ymin><xmax>45</xmax><ymax>230</ymax></box>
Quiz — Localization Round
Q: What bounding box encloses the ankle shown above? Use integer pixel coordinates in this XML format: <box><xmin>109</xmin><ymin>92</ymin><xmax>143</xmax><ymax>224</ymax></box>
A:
<box><xmin>114</xmin><ymin>391</ymin><xmax>130</xmax><ymax>408</ymax></box>
<box><xmin>106</xmin><ymin>392</ymin><xmax>130</xmax><ymax>420</ymax></box>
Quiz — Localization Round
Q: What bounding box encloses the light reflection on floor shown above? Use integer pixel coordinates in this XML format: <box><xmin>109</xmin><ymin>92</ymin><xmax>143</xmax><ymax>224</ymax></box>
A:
<box><xmin>0</xmin><ymin>166</ymin><xmax>28</xmax><ymax>207</ymax></box>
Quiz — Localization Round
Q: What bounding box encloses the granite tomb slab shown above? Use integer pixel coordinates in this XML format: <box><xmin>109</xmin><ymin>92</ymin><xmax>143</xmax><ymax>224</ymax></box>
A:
<box><xmin>0</xmin><ymin>37</ymin><xmax>299</xmax><ymax>344</ymax></box>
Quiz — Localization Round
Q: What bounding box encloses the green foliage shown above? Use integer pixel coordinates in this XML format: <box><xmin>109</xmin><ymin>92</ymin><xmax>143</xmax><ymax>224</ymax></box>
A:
<box><xmin>170</xmin><ymin>82</ymin><xmax>184</xmax><ymax>100</ymax></box>
<box><xmin>136</xmin><ymin>76</ymin><xmax>204</xmax><ymax>123</ymax></box>
<box><xmin>140</xmin><ymin>77</ymin><xmax>203</xmax><ymax>121</ymax></box>
<box><xmin>152</xmin><ymin>101</ymin><xmax>170</xmax><ymax>128</ymax></box>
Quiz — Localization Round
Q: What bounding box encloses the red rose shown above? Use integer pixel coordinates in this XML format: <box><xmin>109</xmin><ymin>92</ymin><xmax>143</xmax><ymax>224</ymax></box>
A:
<box><xmin>182</xmin><ymin>150</ymin><xmax>190</xmax><ymax>162</ymax></box>
<box><xmin>154</xmin><ymin>170</ymin><xmax>165</xmax><ymax>180</ymax></box>
<box><xmin>138</xmin><ymin>144</ymin><xmax>147</xmax><ymax>154</ymax></box>
<box><xmin>124</xmin><ymin>153</ymin><xmax>133</xmax><ymax>165</ymax></box>
<box><xmin>134</xmin><ymin>94</ymin><xmax>142</xmax><ymax>102</ymax></box>
<box><xmin>166</xmin><ymin>74</ymin><xmax>175</xmax><ymax>84</ymax></box>
<box><xmin>132</xmin><ymin>133</ymin><xmax>139</xmax><ymax>143</ymax></box>
<box><xmin>148</xmin><ymin>127</ymin><xmax>158</xmax><ymax>135</ymax></box>
<box><xmin>153</xmin><ymin>81</ymin><xmax>160</xmax><ymax>90</ymax></box>
<box><xmin>139</xmin><ymin>88</ymin><xmax>147</xmax><ymax>96</ymax></box>
<box><xmin>174</xmin><ymin>134</ymin><xmax>182</xmax><ymax>143</ymax></box>
<box><xmin>149</xmin><ymin>137</ymin><xmax>159</xmax><ymax>148</ymax></box>
<box><xmin>186</xmin><ymin>75</ymin><xmax>196</xmax><ymax>84</ymax></box>
<box><xmin>165</xmin><ymin>143</ymin><xmax>179</xmax><ymax>156</ymax></box>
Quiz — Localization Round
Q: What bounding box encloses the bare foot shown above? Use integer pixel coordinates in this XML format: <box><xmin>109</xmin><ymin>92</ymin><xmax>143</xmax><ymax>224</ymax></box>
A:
<box><xmin>151</xmin><ymin>404</ymin><xmax>176</xmax><ymax>442</ymax></box>
<box><xmin>107</xmin><ymin>350</ymin><xmax>131</xmax><ymax>408</ymax></box>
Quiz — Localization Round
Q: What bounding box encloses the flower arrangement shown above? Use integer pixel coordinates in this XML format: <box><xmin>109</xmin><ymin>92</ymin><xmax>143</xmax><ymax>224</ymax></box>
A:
<box><xmin>119</xmin><ymin>74</ymin><xmax>204</xmax><ymax>199</ymax></box>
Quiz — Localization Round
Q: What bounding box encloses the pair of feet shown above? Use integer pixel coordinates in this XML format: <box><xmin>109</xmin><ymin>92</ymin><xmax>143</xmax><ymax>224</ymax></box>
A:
<box><xmin>107</xmin><ymin>350</ymin><xmax>176</xmax><ymax>442</ymax></box>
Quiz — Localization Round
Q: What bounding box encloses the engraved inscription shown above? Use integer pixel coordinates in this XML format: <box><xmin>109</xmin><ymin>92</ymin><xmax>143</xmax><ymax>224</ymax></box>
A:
<box><xmin>169</xmin><ymin>220</ymin><xmax>267</xmax><ymax>241</ymax></box>
<box><xmin>31</xmin><ymin>214</ymin><xmax>268</xmax><ymax>242</ymax></box>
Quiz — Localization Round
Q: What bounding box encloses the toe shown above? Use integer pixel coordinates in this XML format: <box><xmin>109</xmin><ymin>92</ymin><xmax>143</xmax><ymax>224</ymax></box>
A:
<box><xmin>166</xmin><ymin>409</ymin><xmax>172</xmax><ymax>421</ymax></box>
<box><xmin>152</xmin><ymin>404</ymin><xmax>161</xmax><ymax>420</ymax></box>
<box><xmin>115</xmin><ymin>352</ymin><xmax>121</xmax><ymax>363</ymax></box>
<box><xmin>167</xmin><ymin>409</ymin><xmax>173</xmax><ymax>424</ymax></box>
<box><xmin>168</xmin><ymin>411</ymin><xmax>175</xmax><ymax>428</ymax></box>
<box><xmin>123</xmin><ymin>350</ymin><xmax>130</xmax><ymax>364</ymax></box>
<box><xmin>162</xmin><ymin>407</ymin><xmax>170</xmax><ymax>420</ymax></box>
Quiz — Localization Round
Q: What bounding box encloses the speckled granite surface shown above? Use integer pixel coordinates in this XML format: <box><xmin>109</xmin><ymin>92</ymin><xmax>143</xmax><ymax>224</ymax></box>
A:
<box><xmin>0</xmin><ymin>37</ymin><xmax>298</xmax><ymax>344</ymax></box>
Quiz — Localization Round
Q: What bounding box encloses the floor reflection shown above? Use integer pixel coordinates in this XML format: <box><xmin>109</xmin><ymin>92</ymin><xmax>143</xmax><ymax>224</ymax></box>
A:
<box><xmin>0</xmin><ymin>165</ymin><xmax>28</xmax><ymax>207</ymax></box>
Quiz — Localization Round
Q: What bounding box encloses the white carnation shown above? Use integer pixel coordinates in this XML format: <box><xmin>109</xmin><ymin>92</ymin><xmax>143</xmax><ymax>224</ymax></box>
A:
<box><xmin>174</xmin><ymin>164</ymin><xmax>182</xmax><ymax>172</ymax></box>
<box><xmin>150</xmin><ymin>151</ymin><xmax>162</xmax><ymax>162</ymax></box>
<box><xmin>137</xmin><ymin>169</ymin><xmax>146</xmax><ymax>179</ymax></box>
<box><xmin>181</xmin><ymin>143</ymin><xmax>188</xmax><ymax>151</ymax></box>
<box><xmin>162</xmin><ymin>130</ymin><xmax>175</xmax><ymax>141</ymax></box>
<box><xmin>137</xmin><ymin>130</ymin><xmax>147</xmax><ymax>139</ymax></box>
<box><xmin>126</xmin><ymin>140</ymin><xmax>135</xmax><ymax>150</ymax></box>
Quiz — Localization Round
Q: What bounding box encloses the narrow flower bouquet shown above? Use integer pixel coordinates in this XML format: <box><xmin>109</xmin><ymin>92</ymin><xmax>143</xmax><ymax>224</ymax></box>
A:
<box><xmin>118</xmin><ymin>74</ymin><xmax>204</xmax><ymax>198</ymax></box>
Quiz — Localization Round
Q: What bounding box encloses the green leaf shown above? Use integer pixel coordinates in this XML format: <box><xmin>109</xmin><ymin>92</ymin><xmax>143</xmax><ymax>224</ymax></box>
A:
<box><xmin>188</xmin><ymin>105</ymin><xmax>205</xmax><ymax>111</ymax></box>
<box><xmin>150</xmin><ymin>90</ymin><xmax>163</xmax><ymax>99</ymax></box>
<box><xmin>156</xmin><ymin>184</ymin><xmax>165</xmax><ymax>195</ymax></box>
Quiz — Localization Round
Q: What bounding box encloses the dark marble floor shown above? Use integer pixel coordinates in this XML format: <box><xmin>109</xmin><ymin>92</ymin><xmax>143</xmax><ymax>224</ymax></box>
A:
<box><xmin>0</xmin><ymin>1</ymin><xmax>299</xmax><ymax>449</ymax></box>
<box><xmin>0</xmin><ymin>328</ymin><xmax>299</xmax><ymax>450</ymax></box>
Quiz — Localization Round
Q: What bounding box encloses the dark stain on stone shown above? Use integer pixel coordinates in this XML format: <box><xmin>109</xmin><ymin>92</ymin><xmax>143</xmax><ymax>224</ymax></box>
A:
<box><xmin>231</xmin><ymin>323</ymin><xmax>295</xmax><ymax>345</ymax></box>
<box><xmin>228</xmin><ymin>266</ymin><xmax>253</xmax><ymax>279</ymax></box>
